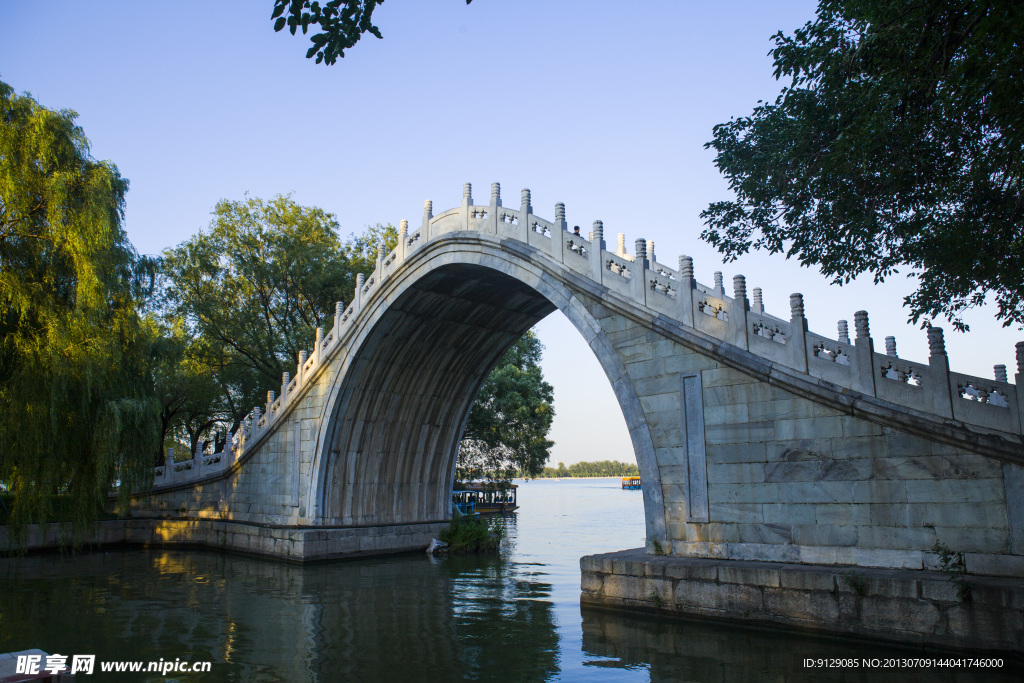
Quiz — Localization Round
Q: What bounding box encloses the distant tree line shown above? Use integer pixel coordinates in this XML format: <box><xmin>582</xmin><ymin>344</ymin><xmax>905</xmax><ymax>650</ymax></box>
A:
<box><xmin>531</xmin><ymin>461</ymin><xmax>639</xmax><ymax>479</ymax></box>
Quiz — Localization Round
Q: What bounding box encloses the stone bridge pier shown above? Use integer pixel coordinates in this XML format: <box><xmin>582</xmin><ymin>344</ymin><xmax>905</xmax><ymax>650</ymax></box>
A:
<box><xmin>117</xmin><ymin>183</ymin><xmax>1022</xmax><ymax>652</ymax></box>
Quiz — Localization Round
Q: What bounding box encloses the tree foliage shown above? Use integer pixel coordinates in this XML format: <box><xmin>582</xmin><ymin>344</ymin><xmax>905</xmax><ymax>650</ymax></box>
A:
<box><xmin>457</xmin><ymin>331</ymin><xmax>554</xmax><ymax>483</ymax></box>
<box><xmin>272</xmin><ymin>0</ymin><xmax>472</xmax><ymax>65</ymax></box>
<box><xmin>701</xmin><ymin>0</ymin><xmax>1024</xmax><ymax>331</ymax></box>
<box><xmin>151</xmin><ymin>319</ymin><xmax>227</xmax><ymax>462</ymax></box>
<box><xmin>0</xmin><ymin>80</ymin><xmax>159</xmax><ymax>526</ymax></box>
<box><xmin>159</xmin><ymin>195</ymin><xmax>397</xmax><ymax>435</ymax></box>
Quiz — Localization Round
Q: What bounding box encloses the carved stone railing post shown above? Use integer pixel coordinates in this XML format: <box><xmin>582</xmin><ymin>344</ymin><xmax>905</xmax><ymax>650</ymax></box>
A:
<box><xmin>354</xmin><ymin>273</ymin><xmax>364</xmax><ymax>311</ymax></box>
<box><xmin>397</xmin><ymin>220</ymin><xmax>407</xmax><ymax>262</ymax></box>
<box><xmin>193</xmin><ymin>442</ymin><xmax>203</xmax><ymax>477</ymax></box>
<box><xmin>224</xmin><ymin>432</ymin><xmax>234</xmax><ymax>463</ymax></box>
<box><xmin>713</xmin><ymin>271</ymin><xmax>724</xmax><ymax>298</ymax></box>
<box><xmin>164</xmin><ymin>448</ymin><xmax>174</xmax><ymax>483</ymax></box>
<box><xmin>298</xmin><ymin>350</ymin><xmax>307</xmax><ymax>381</ymax></box>
<box><xmin>616</xmin><ymin>233</ymin><xmax>627</xmax><ymax>259</ymax></box>
<box><xmin>994</xmin><ymin>365</ymin><xmax>1007</xmax><ymax>383</ymax></box>
<box><xmin>462</xmin><ymin>182</ymin><xmax>472</xmax><ymax>230</ymax></box>
<box><xmin>334</xmin><ymin>301</ymin><xmax>345</xmax><ymax>333</ymax></box>
<box><xmin>647</xmin><ymin>240</ymin><xmax>656</xmax><ymax>264</ymax></box>
<box><xmin>678</xmin><ymin>255</ymin><xmax>695</xmax><ymax>327</ymax></box>
<box><xmin>788</xmin><ymin>293</ymin><xmax>808</xmax><ymax>372</ymax></box>
<box><xmin>731</xmin><ymin>275</ymin><xmax>749</xmax><ymax>350</ymax></box>
<box><xmin>281</xmin><ymin>372</ymin><xmax>290</xmax><ymax>400</ymax></box>
<box><xmin>589</xmin><ymin>220</ymin><xmax>605</xmax><ymax>284</ymax></box>
<box><xmin>928</xmin><ymin>327</ymin><xmax>953</xmax><ymax>418</ymax></box>
<box><xmin>266</xmin><ymin>390</ymin><xmax>275</xmax><ymax>419</ymax></box>
<box><xmin>631</xmin><ymin>238</ymin><xmax>648</xmax><ymax>305</ymax></box>
<box><xmin>885</xmin><ymin>336</ymin><xmax>897</xmax><ymax>357</ymax></box>
<box><xmin>751</xmin><ymin>287</ymin><xmax>763</xmax><ymax>314</ymax></box>
<box><xmin>852</xmin><ymin>311</ymin><xmax>876</xmax><ymax>396</ymax></box>
<box><xmin>488</xmin><ymin>182</ymin><xmax>501</xmax><ymax>234</ymax></box>
<box><xmin>315</xmin><ymin>327</ymin><xmax>324</xmax><ymax>363</ymax></box>
<box><xmin>519</xmin><ymin>188</ymin><xmax>532</xmax><ymax>242</ymax></box>
<box><xmin>552</xmin><ymin>202</ymin><xmax>566</xmax><ymax>261</ymax></box>
<box><xmin>1015</xmin><ymin>342</ymin><xmax>1024</xmax><ymax>432</ymax></box>
<box><xmin>421</xmin><ymin>199</ymin><xmax>432</xmax><ymax>243</ymax></box>
<box><xmin>838</xmin><ymin>320</ymin><xmax>850</xmax><ymax>345</ymax></box>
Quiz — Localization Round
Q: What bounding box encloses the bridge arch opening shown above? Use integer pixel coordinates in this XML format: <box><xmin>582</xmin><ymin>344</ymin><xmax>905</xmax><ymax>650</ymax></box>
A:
<box><xmin>310</xmin><ymin>259</ymin><xmax>664</xmax><ymax>539</ymax></box>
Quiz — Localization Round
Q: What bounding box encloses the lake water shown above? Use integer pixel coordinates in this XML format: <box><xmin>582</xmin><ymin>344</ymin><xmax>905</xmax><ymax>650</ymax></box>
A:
<box><xmin>1</xmin><ymin>478</ymin><xmax>1019</xmax><ymax>681</ymax></box>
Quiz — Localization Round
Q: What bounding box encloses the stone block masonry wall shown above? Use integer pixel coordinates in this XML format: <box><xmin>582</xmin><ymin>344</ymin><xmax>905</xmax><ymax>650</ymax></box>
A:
<box><xmin>131</xmin><ymin>369</ymin><xmax>334</xmax><ymax>526</ymax></box>
<box><xmin>598</xmin><ymin>310</ymin><xmax>1023</xmax><ymax>576</ymax></box>
<box><xmin>0</xmin><ymin>519</ymin><xmax>448</xmax><ymax>562</ymax></box>
<box><xmin>581</xmin><ymin>550</ymin><xmax>1024</xmax><ymax>653</ymax></box>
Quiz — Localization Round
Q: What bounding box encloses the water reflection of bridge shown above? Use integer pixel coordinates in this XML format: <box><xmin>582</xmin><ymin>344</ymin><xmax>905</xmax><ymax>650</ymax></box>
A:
<box><xmin>0</xmin><ymin>549</ymin><xmax>559</xmax><ymax>681</ymax></box>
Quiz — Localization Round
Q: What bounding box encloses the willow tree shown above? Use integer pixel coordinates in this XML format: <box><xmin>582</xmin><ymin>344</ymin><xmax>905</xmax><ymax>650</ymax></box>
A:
<box><xmin>0</xmin><ymin>81</ymin><xmax>160</xmax><ymax>527</ymax></box>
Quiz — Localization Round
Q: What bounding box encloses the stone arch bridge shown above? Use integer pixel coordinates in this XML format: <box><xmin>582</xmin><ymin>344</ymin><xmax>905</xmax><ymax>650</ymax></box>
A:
<box><xmin>129</xmin><ymin>182</ymin><xmax>1023</xmax><ymax>585</ymax></box>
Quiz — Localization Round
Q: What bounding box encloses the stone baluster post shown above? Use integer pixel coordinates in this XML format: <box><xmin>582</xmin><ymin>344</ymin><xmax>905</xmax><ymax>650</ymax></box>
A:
<box><xmin>616</xmin><ymin>233</ymin><xmax>627</xmax><ymax>259</ymax></box>
<box><xmin>519</xmin><ymin>188</ymin><xmax>532</xmax><ymax>242</ymax></box>
<box><xmin>1015</xmin><ymin>342</ymin><xmax>1024</xmax><ymax>433</ymax></box>
<box><xmin>851</xmin><ymin>311</ymin><xmax>876</xmax><ymax>395</ymax></box>
<box><xmin>487</xmin><ymin>182</ymin><xmax>501</xmax><ymax>235</ymax></box>
<box><xmin>647</xmin><ymin>240</ymin><xmax>656</xmax><ymax>265</ymax></box>
<box><xmin>193</xmin><ymin>441</ymin><xmax>203</xmax><ymax>476</ymax></box>
<box><xmin>729</xmin><ymin>275</ymin><xmax>749</xmax><ymax>349</ymax></box>
<box><xmin>281</xmin><ymin>372</ymin><xmax>290</xmax><ymax>400</ymax></box>
<box><xmin>927</xmin><ymin>327</ymin><xmax>954</xmax><ymax>418</ymax></box>
<box><xmin>224</xmin><ymin>431</ymin><xmax>235</xmax><ymax>463</ymax></box>
<box><xmin>713</xmin><ymin>271</ymin><xmax>724</xmax><ymax>297</ymax></box>
<box><xmin>751</xmin><ymin>287</ymin><xmax>763</xmax><ymax>314</ymax></box>
<box><xmin>838</xmin><ymin>320</ymin><xmax>850</xmax><ymax>345</ymax></box>
<box><xmin>589</xmin><ymin>220</ymin><xmax>605</xmax><ymax>284</ymax></box>
<box><xmin>315</xmin><ymin>327</ymin><xmax>324</xmax><ymax>363</ymax></box>
<box><xmin>334</xmin><ymin>301</ymin><xmax>345</xmax><ymax>333</ymax></box>
<box><xmin>631</xmin><ymin>238</ymin><xmax>648</xmax><ymax>305</ymax></box>
<box><xmin>788</xmin><ymin>293</ymin><xmax>809</xmax><ymax>372</ymax></box>
<box><xmin>266</xmin><ymin>390</ymin><xmax>275</xmax><ymax>419</ymax></box>
<box><xmin>354</xmin><ymin>273</ymin><xmax>364</xmax><ymax>311</ymax></box>
<box><xmin>421</xmin><ymin>199</ymin><xmax>433</xmax><ymax>243</ymax></box>
<box><xmin>397</xmin><ymin>220</ymin><xmax>407</xmax><ymax>261</ymax></box>
<box><xmin>552</xmin><ymin>202</ymin><xmax>566</xmax><ymax>261</ymax></box>
<box><xmin>298</xmin><ymin>349</ymin><xmax>308</xmax><ymax>381</ymax></box>
<box><xmin>461</xmin><ymin>182</ymin><xmax>472</xmax><ymax>230</ymax></box>
<box><xmin>995</xmin><ymin>365</ymin><xmax>1008</xmax><ymax>383</ymax></box>
<box><xmin>164</xmin><ymin>447</ymin><xmax>174</xmax><ymax>483</ymax></box>
<box><xmin>994</xmin><ymin>367</ymin><xmax>1019</xmax><ymax>431</ymax></box>
<box><xmin>885</xmin><ymin>336</ymin><xmax>897</xmax><ymax>357</ymax></box>
<box><xmin>678</xmin><ymin>255</ymin><xmax>695</xmax><ymax>327</ymax></box>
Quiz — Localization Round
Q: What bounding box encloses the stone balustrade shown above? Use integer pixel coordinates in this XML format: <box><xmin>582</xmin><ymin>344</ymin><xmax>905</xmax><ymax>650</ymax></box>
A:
<box><xmin>149</xmin><ymin>181</ymin><xmax>1023</xmax><ymax>489</ymax></box>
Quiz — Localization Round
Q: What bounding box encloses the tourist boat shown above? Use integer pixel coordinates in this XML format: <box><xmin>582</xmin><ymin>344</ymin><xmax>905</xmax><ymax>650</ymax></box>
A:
<box><xmin>452</xmin><ymin>483</ymin><xmax>518</xmax><ymax>515</ymax></box>
<box><xmin>621</xmin><ymin>476</ymin><xmax>641</xmax><ymax>490</ymax></box>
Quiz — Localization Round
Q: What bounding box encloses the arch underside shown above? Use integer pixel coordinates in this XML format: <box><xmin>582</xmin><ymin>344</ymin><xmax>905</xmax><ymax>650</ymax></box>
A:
<box><xmin>319</xmin><ymin>263</ymin><xmax>556</xmax><ymax>525</ymax></box>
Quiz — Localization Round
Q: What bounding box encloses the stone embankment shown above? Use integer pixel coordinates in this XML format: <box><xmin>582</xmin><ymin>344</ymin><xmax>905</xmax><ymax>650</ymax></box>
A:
<box><xmin>582</xmin><ymin>549</ymin><xmax>1023</xmax><ymax>653</ymax></box>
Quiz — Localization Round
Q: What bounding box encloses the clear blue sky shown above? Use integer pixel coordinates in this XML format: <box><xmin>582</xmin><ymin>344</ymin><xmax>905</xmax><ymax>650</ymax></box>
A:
<box><xmin>2</xmin><ymin>1</ymin><xmax>1019</xmax><ymax>465</ymax></box>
